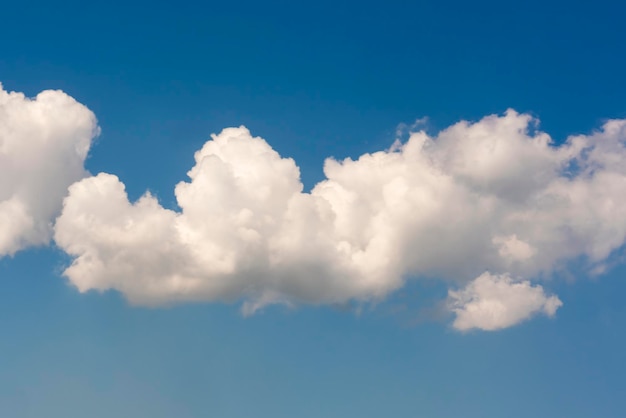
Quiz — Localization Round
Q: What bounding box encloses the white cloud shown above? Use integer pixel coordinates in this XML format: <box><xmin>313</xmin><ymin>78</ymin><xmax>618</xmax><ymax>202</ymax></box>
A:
<box><xmin>0</xmin><ymin>84</ymin><xmax>98</xmax><ymax>256</ymax></box>
<box><xmin>448</xmin><ymin>272</ymin><xmax>562</xmax><ymax>331</ymax></box>
<box><xmin>53</xmin><ymin>110</ymin><xmax>626</xmax><ymax>329</ymax></box>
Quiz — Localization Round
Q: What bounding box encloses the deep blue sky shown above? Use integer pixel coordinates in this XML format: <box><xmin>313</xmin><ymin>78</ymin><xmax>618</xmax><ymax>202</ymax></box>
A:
<box><xmin>1</xmin><ymin>0</ymin><xmax>626</xmax><ymax>416</ymax></box>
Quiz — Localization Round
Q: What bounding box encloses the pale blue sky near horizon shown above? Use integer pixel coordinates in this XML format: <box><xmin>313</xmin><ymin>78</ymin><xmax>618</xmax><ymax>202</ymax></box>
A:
<box><xmin>1</xmin><ymin>0</ymin><xmax>626</xmax><ymax>416</ymax></box>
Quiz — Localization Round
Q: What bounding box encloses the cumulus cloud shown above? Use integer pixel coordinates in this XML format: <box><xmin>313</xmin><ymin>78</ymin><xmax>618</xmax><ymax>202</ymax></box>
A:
<box><xmin>54</xmin><ymin>110</ymin><xmax>626</xmax><ymax>328</ymax></box>
<box><xmin>448</xmin><ymin>272</ymin><xmax>562</xmax><ymax>331</ymax></box>
<box><xmin>0</xmin><ymin>84</ymin><xmax>98</xmax><ymax>256</ymax></box>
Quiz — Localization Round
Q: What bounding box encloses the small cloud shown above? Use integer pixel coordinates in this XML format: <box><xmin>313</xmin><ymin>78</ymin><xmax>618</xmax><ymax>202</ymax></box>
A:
<box><xmin>448</xmin><ymin>272</ymin><xmax>562</xmax><ymax>331</ymax></box>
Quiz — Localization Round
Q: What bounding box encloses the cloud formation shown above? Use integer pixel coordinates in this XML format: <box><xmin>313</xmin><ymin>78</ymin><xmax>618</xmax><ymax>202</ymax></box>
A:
<box><xmin>0</xmin><ymin>84</ymin><xmax>98</xmax><ymax>256</ymax></box>
<box><xmin>53</xmin><ymin>110</ymin><xmax>626</xmax><ymax>330</ymax></box>
<box><xmin>448</xmin><ymin>272</ymin><xmax>562</xmax><ymax>331</ymax></box>
<box><xmin>2</xmin><ymin>82</ymin><xmax>621</xmax><ymax>331</ymax></box>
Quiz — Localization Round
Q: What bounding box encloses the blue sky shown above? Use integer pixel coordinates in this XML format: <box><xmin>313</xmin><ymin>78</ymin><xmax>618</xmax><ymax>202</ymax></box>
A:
<box><xmin>1</xmin><ymin>0</ymin><xmax>626</xmax><ymax>417</ymax></box>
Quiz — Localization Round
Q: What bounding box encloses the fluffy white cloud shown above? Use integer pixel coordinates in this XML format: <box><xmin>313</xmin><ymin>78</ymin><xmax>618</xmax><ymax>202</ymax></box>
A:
<box><xmin>448</xmin><ymin>272</ymin><xmax>562</xmax><ymax>331</ymax></box>
<box><xmin>54</xmin><ymin>110</ymin><xmax>626</xmax><ymax>327</ymax></box>
<box><xmin>0</xmin><ymin>84</ymin><xmax>98</xmax><ymax>256</ymax></box>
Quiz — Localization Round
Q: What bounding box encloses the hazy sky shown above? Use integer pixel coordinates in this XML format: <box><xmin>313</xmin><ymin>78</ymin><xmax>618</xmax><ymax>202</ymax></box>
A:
<box><xmin>1</xmin><ymin>0</ymin><xmax>625</xmax><ymax>416</ymax></box>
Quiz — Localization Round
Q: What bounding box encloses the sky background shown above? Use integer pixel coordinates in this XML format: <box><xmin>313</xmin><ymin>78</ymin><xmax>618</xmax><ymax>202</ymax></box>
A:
<box><xmin>1</xmin><ymin>0</ymin><xmax>626</xmax><ymax>417</ymax></box>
